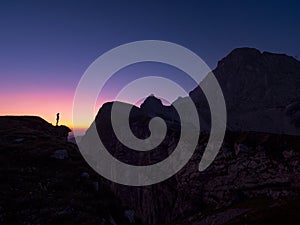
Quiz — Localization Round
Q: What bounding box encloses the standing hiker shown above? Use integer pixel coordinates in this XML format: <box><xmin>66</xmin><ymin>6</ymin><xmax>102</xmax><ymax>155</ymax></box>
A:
<box><xmin>56</xmin><ymin>113</ymin><xmax>60</xmax><ymax>126</ymax></box>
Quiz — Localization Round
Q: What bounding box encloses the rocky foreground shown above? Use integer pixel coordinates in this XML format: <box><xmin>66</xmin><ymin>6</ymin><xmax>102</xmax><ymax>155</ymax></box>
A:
<box><xmin>0</xmin><ymin>116</ymin><xmax>141</xmax><ymax>225</ymax></box>
<box><xmin>1</xmin><ymin>115</ymin><xmax>300</xmax><ymax>225</ymax></box>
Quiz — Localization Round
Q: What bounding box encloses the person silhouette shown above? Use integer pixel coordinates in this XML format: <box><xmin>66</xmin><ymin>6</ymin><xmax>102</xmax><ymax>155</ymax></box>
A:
<box><xmin>56</xmin><ymin>113</ymin><xmax>60</xmax><ymax>126</ymax></box>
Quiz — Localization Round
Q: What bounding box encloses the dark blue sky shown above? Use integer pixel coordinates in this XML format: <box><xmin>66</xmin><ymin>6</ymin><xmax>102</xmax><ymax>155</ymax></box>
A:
<box><xmin>0</xmin><ymin>0</ymin><xmax>299</xmax><ymax>126</ymax></box>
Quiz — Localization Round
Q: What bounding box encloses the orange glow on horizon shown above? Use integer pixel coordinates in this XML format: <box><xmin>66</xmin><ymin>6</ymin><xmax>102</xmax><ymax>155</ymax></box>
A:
<box><xmin>1</xmin><ymin>88</ymin><xmax>171</xmax><ymax>132</ymax></box>
<box><xmin>0</xmin><ymin>90</ymin><xmax>111</xmax><ymax>130</ymax></box>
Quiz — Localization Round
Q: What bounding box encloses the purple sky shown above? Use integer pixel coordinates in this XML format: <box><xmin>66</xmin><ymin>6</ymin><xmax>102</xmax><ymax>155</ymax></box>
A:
<box><xmin>0</xmin><ymin>0</ymin><xmax>299</xmax><ymax>128</ymax></box>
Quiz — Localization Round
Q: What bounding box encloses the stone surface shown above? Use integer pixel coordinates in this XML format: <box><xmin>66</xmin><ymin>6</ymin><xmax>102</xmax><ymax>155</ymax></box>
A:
<box><xmin>51</xmin><ymin>149</ymin><xmax>68</xmax><ymax>160</ymax></box>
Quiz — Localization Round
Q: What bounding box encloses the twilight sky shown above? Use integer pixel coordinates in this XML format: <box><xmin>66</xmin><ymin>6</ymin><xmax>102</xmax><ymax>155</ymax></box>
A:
<box><xmin>0</xmin><ymin>0</ymin><xmax>299</xmax><ymax>129</ymax></box>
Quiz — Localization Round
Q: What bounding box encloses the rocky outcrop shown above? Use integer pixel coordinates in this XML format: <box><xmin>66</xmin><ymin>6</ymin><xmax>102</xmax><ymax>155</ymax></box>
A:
<box><xmin>0</xmin><ymin>116</ymin><xmax>140</xmax><ymax>225</ymax></box>
<box><xmin>0</xmin><ymin>116</ymin><xmax>71</xmax><ymax>141</ymax></box>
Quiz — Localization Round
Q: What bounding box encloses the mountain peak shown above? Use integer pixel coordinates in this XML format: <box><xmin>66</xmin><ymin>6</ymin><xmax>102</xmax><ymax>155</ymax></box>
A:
<box><xmin>190</xmin><ymin>48</ymin><xmax>300</xmax><ymax>135</ymax></box>
<box><xmin>229</xmin><ymin>47</ymin><xmax>261</xmax><ymax>56</ymax></box>
<box><xmin>141</xmin><ymin>94</ymin><xmax>163</xmax><ymax>107</ymax></box>
<box><xmin>217</xmin><ymin>47</ymin><xmax>261</xmax><ymax>68</ymax></box>
<box><xmin>218</xmin><ymin>47</ymin><xmax>299</xmax><ymax>68</ymax></box>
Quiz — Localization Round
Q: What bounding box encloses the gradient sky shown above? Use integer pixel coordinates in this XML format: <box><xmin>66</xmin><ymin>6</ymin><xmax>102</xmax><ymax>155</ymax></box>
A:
<box><xmin>0</xmin><ymin>0</ymin><xmax>299</xmax><ymax>130</ymax></box>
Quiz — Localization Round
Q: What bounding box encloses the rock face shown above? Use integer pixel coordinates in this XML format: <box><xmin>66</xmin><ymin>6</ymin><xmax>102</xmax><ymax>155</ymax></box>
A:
<box><xmin>85</xmin><ymin>113</ymin><xmax>300</xmax><ymax>225</ymax></box>
<box><xmin>0</xmin><ymin>116</ymin><xmax>139</xmax><ymax>225</ymax></box>
<box><xmin>80</xmin><ymin>48</ymin><xmax>300</xmax><ymax>225</ymax></box>
<box><xmin>189</xmin><ymin>48</ymin><xmax>300</xmax><ymax>135</ymax></box>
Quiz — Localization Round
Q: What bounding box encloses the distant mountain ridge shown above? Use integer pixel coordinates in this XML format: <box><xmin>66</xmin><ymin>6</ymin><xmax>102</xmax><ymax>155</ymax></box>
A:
<box><xmin>93</xmin><ymin>47</ymin><xmax>300</xmax><ymax>135</ymax></box>
<box><xmin>92</xmin><ymin>48</ymin><xmax>300</xmax><ymax>135</ymax></box>
<box><xmin>189</xmin><ymin>47</ymin><xmax>300</xmax><ymax>134</ymax></box>
<box><xmin>80</xmin><ymin>47</ymin><xmax>300</xmax><ymax>225</ymax></box>
<box><xmin>191</xmin><ymin>48</ymin><xmax>300</xmax><ymax>108</ymax></box>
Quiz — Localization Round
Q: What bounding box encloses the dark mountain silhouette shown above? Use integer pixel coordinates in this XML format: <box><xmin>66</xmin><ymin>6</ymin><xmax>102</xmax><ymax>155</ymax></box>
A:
<box><xmin>189</xmin><ymin>48</ymin><xmax>300</xmax><ymax>134</ymax></box>
<box><xmin>2</xmin><ymin>48</ymin><xmax>300</xmax><ymax>225</ymax></box>
<box><xmin>80</xmin><ymin>48</ymin><xmax>300</xmax><ymax>225</ymax></box>
<box><xmin>192</xmin><ymin>48</ymin><xmax>300</xmax><ymax>109</ymax></box>
<box><xmin>92</xmin><ymin>48</ymin><xmax>300</xmax><ymax>136</ymax></box>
